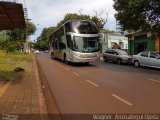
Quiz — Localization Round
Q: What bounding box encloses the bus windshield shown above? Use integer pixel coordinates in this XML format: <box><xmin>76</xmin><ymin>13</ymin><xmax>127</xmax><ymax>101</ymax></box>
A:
<box><xmin>73</xmin><ymin>36</ymin><xmax>100</xmax><ymax>52</ymax></box>
<box><xmin>72</xmin><ymin>21</ymin><xmax>98</xmax><ymax>34</ymax></box>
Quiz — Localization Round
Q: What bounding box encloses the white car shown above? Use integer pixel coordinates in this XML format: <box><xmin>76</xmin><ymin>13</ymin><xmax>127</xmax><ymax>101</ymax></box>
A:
<box><xmin>34</xmin><ymin>50</ymin><xmax>40</xmax><ymax>54</ymax></box>
<box><xmin>132</xmin><ymin>51</ymin><xmax>160</xmax><ymax>69</ymax></box>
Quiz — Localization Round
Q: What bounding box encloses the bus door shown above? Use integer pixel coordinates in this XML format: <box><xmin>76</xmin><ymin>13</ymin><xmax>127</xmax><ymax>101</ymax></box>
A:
<box><xmin>53</xmin><ymin>39</ymin><xmax>59</xmax><ymax>58</ymax></box>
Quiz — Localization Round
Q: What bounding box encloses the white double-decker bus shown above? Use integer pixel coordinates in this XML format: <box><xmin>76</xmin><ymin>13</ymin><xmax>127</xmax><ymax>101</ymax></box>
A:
<box><xmin>49</xmin><ymin>20</ymin><xmax>100</xmax><ymax>64</ymax></box>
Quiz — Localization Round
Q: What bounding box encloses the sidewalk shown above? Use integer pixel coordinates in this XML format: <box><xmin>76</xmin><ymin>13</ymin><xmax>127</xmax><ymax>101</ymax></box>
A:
<box><xmin>0</xmin><ymin>58</ymin><xmax>48</xmax><ymax>120</ymax></box>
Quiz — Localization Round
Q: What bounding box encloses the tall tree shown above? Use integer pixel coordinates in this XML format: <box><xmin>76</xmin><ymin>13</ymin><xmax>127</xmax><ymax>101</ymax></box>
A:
<box><xmin>113</xmin><ymin>0</ymin><xmax>160</xmax><ymax>35</ymax></box>
<box><xmin>26</xmin><ymin>21</ymin><xmax>36</xmax><ymax>36</ymax></box>
<box><xmin>7</xmin><ymin>21</ymin><xmax>36</xmax><ymax>41</ymax></box>
<box><xmin>2</xmin><ymin>21</ymin><xmax>36</xmax><ymax>53</ymax></box>
<box><xmin>0</xmin><ymin>38</ymin><xmax>20</xmax><ymax>54</ymax></box>
<box><xmin>56</xmin><ymin>13</ymin><xmax>90</xmax><ymax>27</ymax></box>
<box><xmin>41</xmin><ymin>26</ymin><xmax>56</xmax><ymax>41</ymax></box>
<box><xmin>56</xmin><ymin>13</ymin><xmax>107</xmax><ymax>31</ymax></box>
<box><xmin>33</xmin><ymin>40</ymin><xmax>48</xmax><ymax>51</ymax></box>
<box><xmin>34</xmin><ymin>26</ymin><xmax>56</xmax><ymax>50</ymax></box>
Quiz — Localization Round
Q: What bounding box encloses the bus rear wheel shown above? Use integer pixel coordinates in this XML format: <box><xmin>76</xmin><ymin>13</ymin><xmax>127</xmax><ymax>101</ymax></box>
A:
<box><xmin>63</xmin><ymin>54</ymin><xmax>68</xmax><ymax>64</ymax></box>
<box><xmin>51</xmin><ymin>53</ymin><xmax>55</xmax><ymax>59</ymax></box>
<box><xmin>84</xmin><ymin>62</ymin><xmax>89</xmax><ymax>65</ymax></box>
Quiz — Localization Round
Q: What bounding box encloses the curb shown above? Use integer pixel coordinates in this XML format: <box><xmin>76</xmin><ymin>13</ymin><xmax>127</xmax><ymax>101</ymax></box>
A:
<box><xmin>34</xmin><ymin>56</ymin><xmax>49</xmax><ymax>119</ymax></box>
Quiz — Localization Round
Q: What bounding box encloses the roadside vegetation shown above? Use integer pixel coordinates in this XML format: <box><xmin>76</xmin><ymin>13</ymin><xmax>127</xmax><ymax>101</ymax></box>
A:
<box><xmin>0</xmin><ymin>21</ymin><xmax>36</xmax><ymax>83</ymax></box>
<box><xmin>0</xmin><ymin>51</ymin><xmax>34</xmax><ymax>83</ymax></box>
<box><xmin>34</xmin><ymin>12</ymin><xmax>110</xmax><ymax>51</ymax></box>
<box><xmin>113</xmin><ymin>0</ymin><xmax>160</xmax><ymax>36</ymax></box>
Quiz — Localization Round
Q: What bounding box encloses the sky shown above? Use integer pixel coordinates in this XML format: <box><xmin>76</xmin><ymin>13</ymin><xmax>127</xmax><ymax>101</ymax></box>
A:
<box><xmin>19</xmin><ymin>0</ymin><xmax>117</xmax><ymax>41</ymax></box>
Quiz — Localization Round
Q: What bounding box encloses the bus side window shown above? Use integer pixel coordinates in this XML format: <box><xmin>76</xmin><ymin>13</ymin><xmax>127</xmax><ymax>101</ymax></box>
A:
<box><xmin>59</xmin><ymin>43</ymin><xmax>66</xmax><ymax>50</ymax></box>
<box><xmin>66</xmin><ymin>35</ymin><xmax>73</xmax><ymax>49</ymax></box>
<box><xmin>54</xmin><ymin>39</ymin><xmax>58</xmax><ymax>50</ymax></box>
<box><xmin>65</xmin><ymin>23</ymin><xmax>71</xmax><ymax>32</ymax></box>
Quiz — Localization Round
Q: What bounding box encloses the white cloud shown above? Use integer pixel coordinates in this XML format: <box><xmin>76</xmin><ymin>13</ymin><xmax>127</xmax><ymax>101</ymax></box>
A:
<box><xmin>20</xmin><ymin>0</ymin><xmax>116</xmax><ymax>40</ymax></box>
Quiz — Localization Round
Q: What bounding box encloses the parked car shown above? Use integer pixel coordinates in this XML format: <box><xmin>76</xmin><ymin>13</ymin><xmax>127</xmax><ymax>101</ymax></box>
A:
<box><xmin>102</xmin><ymin>49</ymin><xmax>132</xmax><ymax>64</ymax></box>
<box><xmin>132</xmin><ymin>51</ymin><xmax>160</xmax><ymax>69</ymax></box>
<box><xmin>34</xmin><ymin>50</ymin><xmax>40</xmax><ymax>54</ymax></box>
<box><xmin>44</xmin><ymin>50</ymin><xmax>49</xmax><ymax>53</ymax></box>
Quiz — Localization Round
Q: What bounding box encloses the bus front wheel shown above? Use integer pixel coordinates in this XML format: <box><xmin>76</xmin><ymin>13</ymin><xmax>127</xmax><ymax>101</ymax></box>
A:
<box><xmin>63</xmin><ymin>54</ymin><xmax>68</xmax><ymax>64</ymax></box>
<box><xmin>51</xmin><ymin>53</ymin><xmax>55</xmax><ymax>59</ymax></box>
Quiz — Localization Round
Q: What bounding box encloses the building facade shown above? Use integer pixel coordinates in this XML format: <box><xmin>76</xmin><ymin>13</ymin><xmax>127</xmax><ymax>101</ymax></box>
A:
<box><xmin>101</xmin><ymin>32</ymin><xmax>128</xmax><ymax>53</ymax></box>
<box><xmin>127</xmin><ymin>32</ymin><xmax>159</xmax><ymax>55</ymax></box>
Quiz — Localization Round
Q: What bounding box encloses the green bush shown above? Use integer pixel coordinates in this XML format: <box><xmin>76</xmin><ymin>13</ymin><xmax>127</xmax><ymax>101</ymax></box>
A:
<box><xmin>0</xmin><ymin>52</ymin><xmax>34</xmax><ymax>83</ymax></box>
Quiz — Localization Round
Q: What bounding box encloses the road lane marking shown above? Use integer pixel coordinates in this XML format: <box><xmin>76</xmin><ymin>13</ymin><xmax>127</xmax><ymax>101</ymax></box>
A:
<box><xmin>72</xmin><ymin>72</ymin><xmax>80</xmax><ymax>77</ymax></box>
<box><xmin>112</xmin><ymin>94</ymin><xmax>133</xmax><ymax>106</ymax></box>
<box><xmin>0</xmin><ymin>83</ymin><xmax>10</xmax><ymax>97</ymax></box>
<box><xmin>86</xmin><ymin>80</ymin><xmax>99</xmax><ymax>87</ymax></box>
<box><xmin>148</xmin><ymin>78</ymin><xmax>160</xmax><ymax>83</ymax></box>
<box><xmin>65</xmin><ymin>67</ymin><xmax>69</xmax><ymax>71</ymax></box>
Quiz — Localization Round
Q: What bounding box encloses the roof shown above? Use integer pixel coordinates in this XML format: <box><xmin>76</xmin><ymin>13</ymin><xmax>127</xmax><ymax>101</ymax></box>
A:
<box><xmin>0</xmin><ymin>1</ymin><xmax>26</xmax><ymax>30</ymax></box>
<box><xmin>125</xmin><ymin>31</ymin><xmax>149</xmax><ymax>36</ymax></box>
<box><xmin>101</xmin><ymin>31</ymin><xmax>125</xmax><ymax>37</ymax></box>
<box><xmin>109</xmin><ymin>32</ymin><xmax>124</xmax><ymax>36</ymax></box>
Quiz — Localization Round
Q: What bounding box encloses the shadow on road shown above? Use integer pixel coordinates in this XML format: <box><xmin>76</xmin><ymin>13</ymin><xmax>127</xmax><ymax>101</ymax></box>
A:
<box><xmin>96</xmin><ymin>61</ymin><xmax>160</xmax><ymax>75</ymax></box>
<box><xmin>53</xmin><ymin>58</ymin><xmax>96</xmax><ymax>67</ymax></box>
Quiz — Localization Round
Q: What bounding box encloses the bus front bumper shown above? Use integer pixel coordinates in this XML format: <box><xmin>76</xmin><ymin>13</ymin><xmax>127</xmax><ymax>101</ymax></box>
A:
<box><xmin>70</xmin><ymin>56</ymin><xmax>100</xmax><ymax>63</ymax></box>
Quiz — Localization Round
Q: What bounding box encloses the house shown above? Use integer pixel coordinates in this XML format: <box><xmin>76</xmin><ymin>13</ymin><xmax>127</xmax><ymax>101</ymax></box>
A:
<box><xmin>101</xmin><ymin>32</ymin><xmax>128</xmax><ymax>53</ymax></box>
<box><xmin>127</xmin><ymin>32</ymin><xmax>160</xmax><ymax>55</ymax></box>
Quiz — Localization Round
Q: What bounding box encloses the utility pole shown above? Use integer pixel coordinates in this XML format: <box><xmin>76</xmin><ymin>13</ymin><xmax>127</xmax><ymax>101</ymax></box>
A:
<box><xmin>23</xmin><ymin>0</ymin><xmax>30</xmax><ymax>53</ymax></box>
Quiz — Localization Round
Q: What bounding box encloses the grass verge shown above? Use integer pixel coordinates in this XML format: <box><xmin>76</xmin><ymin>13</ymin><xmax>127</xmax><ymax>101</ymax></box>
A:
<box><xmin>0</xmin><ymin>51</ymin><xmax>34</xmax><ymax>83</ymax></box>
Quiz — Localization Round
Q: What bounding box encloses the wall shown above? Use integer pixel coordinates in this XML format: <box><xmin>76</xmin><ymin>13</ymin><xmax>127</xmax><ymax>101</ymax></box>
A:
<box><xmin>128</xmin><ymin>37</ymin><xmax>155</xmax><ymax>55</ymax></box>
<box><xmin>101</xmin><ymin>32</ymin><xmax>128</xmax><ymax>53</ymax></box>
<box><xmin>156</xmin><ymin>36</ymin><xmax>160</xmax><ymax>52</ymax></box>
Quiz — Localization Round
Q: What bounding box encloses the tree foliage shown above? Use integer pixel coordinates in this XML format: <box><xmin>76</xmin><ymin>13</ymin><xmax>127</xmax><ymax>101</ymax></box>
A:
<box><xmin>0</xmin><ymin>38</ymin><xmax>20</xmax><ymax>54</ymax></box>
<box><xmin>33</xmin><ymin>40</ymin><xmax>48</xmax><ymax>51</ymax></box>
<box><xmin>40</xmin><ymin>26</ymin><xmax>56</xmax><ymax>41</ymax></box>
<box><xmin>36</xmin><ymin>12</ymin><xmax>109</xmax><ymax>50</ymax></box>
<box><xmin>113</xmin><ymin>0</ymin><xmax>160</xmax><ymax>35</ymax></box>
<box><xmin>56</xmin><ymin>13</ymin><xmax>105</xmax><ymax>31</ymax></box>
<box><xmin>26</xmin><ymin>22</ymin><xmax>36</xmax><ymax>36</ymax></box>
<box><xmin>33</xmin><ymin>26</ymin><xmax>56</xmax><ymax>50</ymax></box>
<box><xmin>0</xmin><ymin>22</ymin><xmax>36</xmax><ymax>53</ymax></box>
<box><xmin>7</xmin><ymin>21</ymin><xmax>36</xmax><ymax>41</ymax></box>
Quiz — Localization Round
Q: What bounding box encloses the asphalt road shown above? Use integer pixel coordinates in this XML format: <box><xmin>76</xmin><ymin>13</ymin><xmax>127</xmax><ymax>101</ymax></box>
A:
<box><xmin>36</xmin><ymin>53</ymin><xmax>160</xmax><ymax>114</ymax></box>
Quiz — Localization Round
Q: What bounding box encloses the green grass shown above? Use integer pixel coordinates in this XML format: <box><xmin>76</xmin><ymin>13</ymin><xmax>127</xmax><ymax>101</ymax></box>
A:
<box><xmin>0</xmin><ymin>51</ymin><xmax>34</xmax><ymax>83</ymax></box>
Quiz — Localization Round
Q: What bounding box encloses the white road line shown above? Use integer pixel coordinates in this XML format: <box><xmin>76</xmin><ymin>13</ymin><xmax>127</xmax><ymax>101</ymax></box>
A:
<box><xmin>112</xmin><ymin>94</ymin><xmax>133</xmax><ymax>106</ymax></box>
<box><xmin>65</xmin><ymin>67</ymin><xmax>69</xmax><ymax>71</ymax></box>
<box><xmin>148</xmin><ymin>78</ymin><xmax>160</xmax><ymax>83</ymax></box>
<box><xmin>72</xmin><ymin>72</ymin><xmax>80</xmax><ymax>77</ymax></box>
<box><xmin>86</xmin><ymin>80</ymin><xmax>99</xmax><ymax>87</ymax></box>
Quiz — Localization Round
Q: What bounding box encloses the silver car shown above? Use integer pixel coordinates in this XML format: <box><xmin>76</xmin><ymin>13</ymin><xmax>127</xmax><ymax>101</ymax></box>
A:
<box><xmin>103</xmin><ymin>49</ymin><xmax>132</xmax><ymax>64</ymax></box>
<box><xmin>132</xmin><ymin>51</ymin><xmax>160</xmax><ymax>69</ymax></box>
<box><xmin>34</xmin><ymin>50</ymin><xmax>40</xmax><ymax>54</ymax></box>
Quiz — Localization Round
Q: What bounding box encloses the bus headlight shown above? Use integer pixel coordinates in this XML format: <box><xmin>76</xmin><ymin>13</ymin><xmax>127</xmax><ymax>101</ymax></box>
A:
<box><xmin>97</xmin><ymin>53</ymin><xmax>99</xmax><ymax>57</ymax></box>
<box><xmin>73</xmin><ymin>52</ymin><xmax>81</xmax><ymax>57</ymax></box>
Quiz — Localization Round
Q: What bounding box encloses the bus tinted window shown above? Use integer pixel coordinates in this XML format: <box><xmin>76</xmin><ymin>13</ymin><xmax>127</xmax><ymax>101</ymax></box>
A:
<box><xmin>73</xmin><ymin>37</ymin><xmax>100</xmax><ymax>52</ymax></box>
<box><xmin>72</xmin><ymin>21</ymin><xmax>98</xmax><ymax>34</ymax></box>
<box><xmin>66</xmin><ymin>34</ymin><xmax>73</xmax><ymax>49</ymax></box>
<box><xmin>65</xmin><ymin>22</ymin><xmax>72</xmax><ymax>32</ymax></box>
